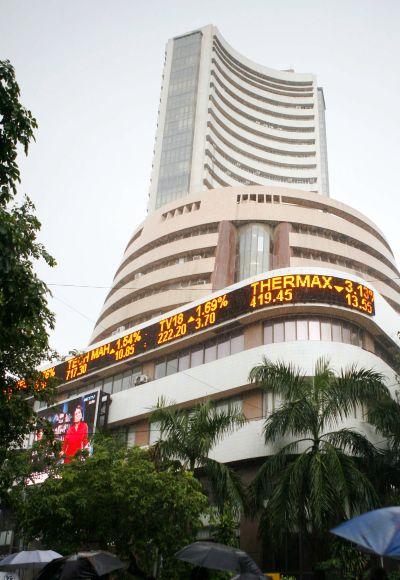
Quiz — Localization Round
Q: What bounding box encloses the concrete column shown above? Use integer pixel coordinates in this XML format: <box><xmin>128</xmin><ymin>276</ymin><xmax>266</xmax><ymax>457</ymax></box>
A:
<box><xmin>272</xmin><ymin>222</ymin><xmax>292</xmax><ymax>269</ymax></box>
<box><xmin>211</xmin><ymin>221</ymin><xmax>237</xmax><ymax>291</ymax></box>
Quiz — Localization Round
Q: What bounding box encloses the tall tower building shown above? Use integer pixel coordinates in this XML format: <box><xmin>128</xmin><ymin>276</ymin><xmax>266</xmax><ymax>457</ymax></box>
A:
<box><xmin>34</xmin><ymin>25</ymin><xmax>400</xmax><ymax>570</ymax></box>
<box><xmin>90</xmin><ymin>25</ymin><xmax>399</xmax><ymax>345</ymax></box>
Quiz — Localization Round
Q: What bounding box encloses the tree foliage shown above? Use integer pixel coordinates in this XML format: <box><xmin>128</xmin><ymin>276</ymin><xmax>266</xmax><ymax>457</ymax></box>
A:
<box><xmin>151</xmin><ymin>398</ymin><xmax>247</xmax><ymax>513</ymax></box>
<box><xmin>16</xmin><ymin>435</ymin><xmax>208</xmax><ymax>579</ymax></box>
<box><xmin>0</xmin><ymin>59</ymin><xmax>57</xmax><ymax>470</ymax></box>
<box><xmin>249</xmin><ymin>358</ymin><xmax>390</xmax><ymax>544</ymax></box>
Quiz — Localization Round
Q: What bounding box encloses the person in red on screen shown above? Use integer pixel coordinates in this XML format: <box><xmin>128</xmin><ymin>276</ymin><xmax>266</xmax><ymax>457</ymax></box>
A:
<box><xmin>61</xmin><ymin>404</ymin><xmax>89</xmax><ymax>463</ymax></box>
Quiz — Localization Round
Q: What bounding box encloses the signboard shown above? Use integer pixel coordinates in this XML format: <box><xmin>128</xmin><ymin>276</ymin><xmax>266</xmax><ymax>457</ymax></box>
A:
<box><xmin>38</xmin><ymin>274</ymin><xmax>375</xmax><ymax>386</ymax></box>
<box><xmin>36</xmin><ymin>391</ymin><xmax>100</xmax><ymax>464</ymax></box>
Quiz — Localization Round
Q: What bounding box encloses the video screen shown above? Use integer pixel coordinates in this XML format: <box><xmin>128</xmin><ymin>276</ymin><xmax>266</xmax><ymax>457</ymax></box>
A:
<box><xmin>36</xmin><ymin>391</ymin><xmax>99</xmax><ymax>464</ymax></box>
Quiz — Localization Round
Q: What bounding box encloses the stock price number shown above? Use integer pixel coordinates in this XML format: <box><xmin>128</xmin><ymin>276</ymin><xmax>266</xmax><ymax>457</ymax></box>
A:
<box><xmin>114</xmin><ymin>331</ymin><xmax>142</xmax><ymax>361</ymax></box>
<box><xmin>250</xmin><ymin>288</ymin><xmax>293</xmax><ymax>308</ymax></box>
<box><xmin>157</xmin><ymin>313</ymin><xmax>188</xmax><ymax>345</ymax></box>
<box><xmin>344</xmin><ymin>280</ymin><xmax>374</xmax><ymax>314</ymax></box>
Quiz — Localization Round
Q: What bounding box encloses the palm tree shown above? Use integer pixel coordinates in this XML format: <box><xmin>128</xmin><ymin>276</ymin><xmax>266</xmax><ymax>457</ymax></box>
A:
<box><xmin>248</xmin><ymin>357</ymin><xmax>390</xmax><ymax>543</ymax></box>
<box><xmin>150</xmin><ymin>398</ymin><xmax>247</xmax><ymax>513</ymax></box>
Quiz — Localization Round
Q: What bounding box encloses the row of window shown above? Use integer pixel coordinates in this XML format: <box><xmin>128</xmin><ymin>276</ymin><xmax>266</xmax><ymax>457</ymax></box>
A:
<box><xmin>123</xmin><ymin>222</ymin><xmax>219</xmax><ymax>268</ymax></box>
<box><xmin>207</xmin><ymin>130</ymin><xmax>316</xmax><ymax>171</ymax></box>
<box><xmin>291</xmin><ymin>223</ymin><xmax>399</xmax><ymax>278</ymax></box>
<box><xmin>98</xmin><ymin>274</ymin><xmax>211</xmax><ymax>326</ymax></box>
<box><xmin>209</xmin><ymin>106</ymin><xmax>315</xmax><ymax>157</ymax></box>
<box><xmin>292</xmin><ymin>247</ymin><xmax>400</xmax><ymax>297</ymax></box>
<box><xmin>211</xmin><ymin>97</ymin><xmax>315</xmax><ymax>145</ymax></box>
<box><xmin>211</xmin><ymin>83</ymin><xmax>314</xmax><ymax>132</ymax></box>
<box><xmin>211</xmin><ymin>72</ymin><xmax>314</xmax><ymax>121</ymax></box>
<box><xmin>264</xmin><ymin>317</ymin><xmax>365</xmax><ymax>348</ymax></box>
<box><xmin>206</xmin><ymin>150</ymin><xmax>317</xmax><ymax>186</ymax></box>
<box><xmin>212</xmin><ymin>59</ymin><xmax>314</xmax><ymax>110</ymax></box>
<box><xmin>154</xmin><ymin>331</ymin><xmax>245</xmax><ymax>379</ymax></box>
<box><xmin>209</xmin><ymin>141</ymin><xmax>317</xmax><ymax>184</ymax></box>
<box><xmin>213</xmin><ymin>37</ymin><xmax>313</xmax><ymax>89</ymax></box>
<box><xmin>214</xmin><ymin>48</ymin><xmax>314</xmax><ymax>98</ymax></box>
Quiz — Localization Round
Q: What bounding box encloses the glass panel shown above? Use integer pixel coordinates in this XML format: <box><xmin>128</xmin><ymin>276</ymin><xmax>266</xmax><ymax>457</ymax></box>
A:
<box><xmin>231</xmin><ymin>333</ymin><xmax>244</xmax><ymax>354</ymax></box>
<box><xmin>127</xmin><ymin>426</ymin><xmax>136</xmax><ymax>448</ymax></box>
<box><xmin>149</xmin><ymin>421</ymin><xmax>161</xmax><ymax>445</ymax></box>
<box><xmin>332</xmin><ymin>321</ymin><xmax>342</xmax><ymax>342</ymax></box>
<box><xmin>309</xmin><ymin>320</ymin><xmax>321</xmax><ymax>341</ymax></box>
<box><xmin>155</xmin><ymin>33</ymin><xmax>202</xmax><ymax>209</ymax></box>
<box><xmin>95</xmin><ymin>380</ymin><xmax>104</xmax><ymax>389</ymax></box>
<box><xmin>264</xmin><ymin>323</ymin><xmax>273</xmax><ymax>344</ymax></box>
<box><xmin>103</xmin><ymin>377</ymin><xmax>113</xmax><ymax>395</ymax></box>
<box><xmin>284</xmin><ymin>320</ymin><xmax>296</xmax><ymax>341</ymax></box>
<box><xmin>263</xmin><ymin>392</ymin><xmax>276</xmax><ymax>416</ymax></box>
<box><xmin>297</xmin><ymin>319</ymin><xmax>308</xmax><ymax>340</ymax></box>
<box><xmin>166</xmin><ymin>357</ymin><xmax>179</xmax><ymax>376</ymax></box>
<box><xmin>155</xmin><ymin>360</ymin><xmax>166</xmax><ymax>379</ymax></box>
<box><xmin>204</xmin><ymin>342</ymin><xmax>217</xmax><ymax>363</ymax></box>
<box><xmin>121</xmin><ymin>370</ymin><xmax>132</xmax><ymax>391</ymax></box>
<box><xmin>190</xmin><ymin>346</ymin><xmax>203</xmax><ymax>367</ymax></box>
<box><xmin>350</xmin><ymin>325</ymin><xmax>361</xmax><ymax>347</ymax></box>
<box><xmin>178</xmin><ymin>351</ymin><xmax>190</xmax><ymax>371</ymax></box>
<box><xmin>342</xmin><ymin>322</ymin><xmax>351</xmax><ymax>344</ymax></box>
<box><xmin>274</xmin><ymin>322</ymin><xmax>284</xmax><ymax>343</ymax></box>
<box><xmin>321</xmin><ymin>320</ymin><xmax>332</xmax><ymax>341</ymax></box>
<box><xmin>217</xmin><ymin>336</ymin><xmax>230</xmax><ymax>358</ymax></box>
<box><xmin>236</xmin><ymin>223</ymin><xmax>271</xmax><ymax>282</ymax></box>
<box><xmin>112</xmin><ymin>373</ymin><xmax>123</xmax><ymax>393</ymax></box>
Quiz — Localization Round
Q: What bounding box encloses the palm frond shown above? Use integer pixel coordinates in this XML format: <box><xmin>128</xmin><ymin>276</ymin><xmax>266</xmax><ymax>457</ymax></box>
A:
<box><xmin>321</xmin><ymin>428</ymin><xmax>377</xmax><ymax>460</ymax></box>
<box><xmin>248</xmin><ymin>357</ymin><xmax>306</xmax><ymax>400</ymax></box>
<box><xmin>264</xmin><ymin>398</ymin><xmax>317</xmax><ymax>443</ymax></box>
<box><xmin>203</xmin><ymin>457</ymin><xmax>247</xmax><ymax>514</ymax></box>
<box><xmin>324</xmin><ymin>366</ymin><xmax>389</xmax><ymax>422</ymax></box>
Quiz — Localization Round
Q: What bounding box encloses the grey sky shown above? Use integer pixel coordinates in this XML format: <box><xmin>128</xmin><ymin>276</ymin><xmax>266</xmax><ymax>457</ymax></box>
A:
<box><xmin>1</xmin><ymin>0</ymin><xmax>399</xmax><ymax>356</ymax></box>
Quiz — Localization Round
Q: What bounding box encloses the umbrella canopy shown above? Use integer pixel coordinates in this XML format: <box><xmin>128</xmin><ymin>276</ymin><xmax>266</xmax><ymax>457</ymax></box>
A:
<box><xmin>0</xmin><ymin>550</ymin><xmax>62</xmax><ymax>570</ymax></box>
<box><xmin>331</xmin><ymin>507</ymin><xmax>400</xmax><ymax>558</ymax></box>
<box><xmin>36</xmin><ymin>551</ymin><xmax>124</xmax><ymax>579</ymax></box>
<box><xmin>176</xmin><ymin>541</ymin><xmax>263</xmax><ymax>574</ymax></box>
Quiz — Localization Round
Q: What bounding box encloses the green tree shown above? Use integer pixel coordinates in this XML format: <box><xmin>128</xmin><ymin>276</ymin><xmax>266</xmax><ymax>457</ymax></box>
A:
<box><xmin>151</xmin><ymin>399</ymin><xmax>247</xmax><ymax>515</ymax></box>
<box><xmin>248</xmin><ymin>358</ymin><xmax>389</xmax><ymax>555</ymax></box>
<box><xmin>17</xmin><ymin>435</ymin><xmax>208</xmax><ymax>579</ymax></box>
<box><xmin>0</xmin><ymin>59</ymin><xmax>57</xmax><ymax>481</ymax></box>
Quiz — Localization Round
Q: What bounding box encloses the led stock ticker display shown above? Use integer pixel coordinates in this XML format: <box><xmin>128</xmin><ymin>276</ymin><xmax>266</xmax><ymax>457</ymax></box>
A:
<box><xmin>46</xmin><ymin>274</ymin><xmax>375</xmax><ymax>385</ymax></box>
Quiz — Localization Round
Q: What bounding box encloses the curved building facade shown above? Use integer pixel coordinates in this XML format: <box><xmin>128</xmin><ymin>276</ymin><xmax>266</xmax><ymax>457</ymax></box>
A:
<box><xmin>148</xmin><ymin>24</ymin><xmax>329</xmax><ymax>214</ymax></box>
<box><xmin>33</xmin><ymin>25</ymin><xmax>399</xmax><ymax>572</ymax></box>
<box><xmin>90</xmin><ymin>185</ymin><xmax>400</xmax><ymax>344</ymax></box>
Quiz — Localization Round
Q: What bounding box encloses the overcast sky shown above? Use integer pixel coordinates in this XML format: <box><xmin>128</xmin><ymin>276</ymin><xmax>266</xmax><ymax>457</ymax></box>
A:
<box><xmin>1</xmin><ymin>0</ymin><xmax>399</xmax><ymax>356</ymax></box>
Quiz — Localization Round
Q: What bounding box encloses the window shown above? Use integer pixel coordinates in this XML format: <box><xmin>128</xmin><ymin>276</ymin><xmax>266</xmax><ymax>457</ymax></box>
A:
<box><xmin>0</xmin><ymin>530</ymin><xmax>13</xmax><ymax>546</ymax></box>
<box><xmin>155</xmin><ymin>360</ymin><xmax>166</xmax><ymax>379</ymax></box>
<box><xmin>263</xmin><ymin>317</ymin><xmax>369</xmax><ymax>351</ymax></box>
<box><xmin>284</xmin><ymin>320</ymin><xmax>296</xmax><ymax>341</ymax></box>
<box><xmin>166</xmin><ymin>356</ymin><xmax>179</xmax><ymax>375</ymax></box>
<box><xmin>204</xmin><ymin>341</ymin><xmax>217</xmax><ymax>363</ymax></box>
<box><xmin>191</xmin><ymin>346</ymin><xmax>204</xmax><ymax>367</ymax></box>
<box><xmin>149</xmin><ymin>421</ymin><xmax>161</xmax><ymax>445</ymax></box>
<box><xmin>231</xmin><ymin>333</ymin><xmax>244</xmax><ymax>354</ymax></box>
<box><xmin>178</xmin><ymin>351</ymin><xmax>190</xmax><ymax>371</ymax></box>
<box><xmin>112</xmin><ymin>373</ymin><xmax>123</xmax><ymax>393</ymax></box>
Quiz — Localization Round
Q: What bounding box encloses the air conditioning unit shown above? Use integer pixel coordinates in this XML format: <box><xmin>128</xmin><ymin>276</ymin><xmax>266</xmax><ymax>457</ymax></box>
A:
<box><xmin>134</xmin><ymin>374</ymin><xmax>149</xmax><ymax>386</ymax></box>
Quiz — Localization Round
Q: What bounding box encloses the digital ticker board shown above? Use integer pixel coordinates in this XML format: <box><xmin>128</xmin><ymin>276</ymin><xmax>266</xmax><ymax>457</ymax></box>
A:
<box><xmin>39</xmin><ymin>273</ymin><xmax>375</xmax><ymax>386</ymax></box>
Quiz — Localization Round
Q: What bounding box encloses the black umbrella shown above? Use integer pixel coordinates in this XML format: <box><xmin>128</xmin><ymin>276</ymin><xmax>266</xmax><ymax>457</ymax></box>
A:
<box><xmin>36</xmin><ymin>551</ymin><xmax>124</xmax><ymax>579</ymax></box>
<box><xmin>176</xmin><ymin>541</ymin><xmax>263</xmax><ymax>574</ymax></box>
